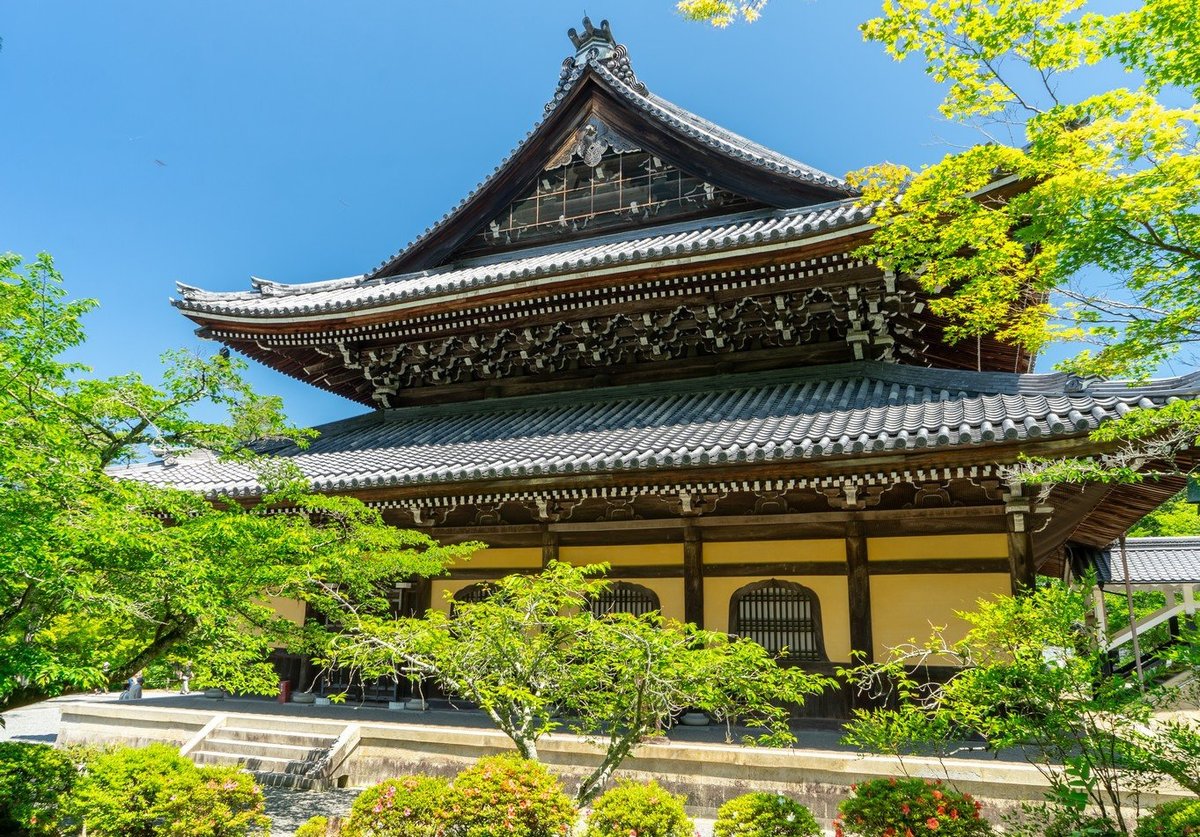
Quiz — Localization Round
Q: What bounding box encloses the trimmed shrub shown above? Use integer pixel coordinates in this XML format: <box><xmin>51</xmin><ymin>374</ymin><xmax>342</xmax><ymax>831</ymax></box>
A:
<box><xmin>0</xmin><ymin>741</ymin><xmax>86</xmax><ymax>836</ymax></box>
<box><xmin>835</xmin><ymin>778</ymin><xmax>993</xmax><ymax>837</ymax></box>
<box><xmin>583</xmin><ymin>779</ymin><xmax>693</xmax><ymax>837</ymax></box>
<box><xmin>67</xmin><ymin>743</ymin><xmax>269</xmax><ymax>837</ymax></box>
<box><xmin>156</xmin><ymin>765</ymin><xmax>271</xmax><ymax>837</ymax></box>
<box><xmin>448</xmin><ymin>754</ymin><xmax>576</xmax><ymax>837</ymax></box>
<box><xmin>713</xmin><ymin>791</ymin><xmax>822</xmax><ymax>837</ymax></box>
<box><xmin>295</xmin><ymin>816</ymin><xmax>332</xmax><ymax>837</ymax></box>
<box><xmin>342</xmin><ymin>775</ymin><xmax>452</xmax><ymax>837</ymax></box>
<box><xmin>1136</xmin><ymin>799</ymin><xmax>1200</xmax><ymax>837</ymax></box>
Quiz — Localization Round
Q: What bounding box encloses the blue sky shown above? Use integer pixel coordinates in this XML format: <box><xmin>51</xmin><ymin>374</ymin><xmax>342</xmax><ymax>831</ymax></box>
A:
<box><xmin>2</xmin><ymin>1</ymin><xmax>1044</xmax><ymax>427</ymax></box>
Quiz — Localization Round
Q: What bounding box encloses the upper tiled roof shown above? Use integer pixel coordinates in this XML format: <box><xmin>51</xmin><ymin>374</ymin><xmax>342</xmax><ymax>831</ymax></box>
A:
<box><xmin>365</xmin><ymin>19</ymin><xmax>855</xmax><ymax>278</ymax></box>
<box><xmin>110</xmin><ymin>362</ymin><xmax>1200</xmax><ymax>498</ymax></box>
<box><xmin>173</xmin><ymin>201</ymin><xmax>872</xmax><ymax>319</ymax></box>
<box><xmin>1095</xmin><ymin>537</ymin><xmax>1200</xmax><ymax>585</ymax></box>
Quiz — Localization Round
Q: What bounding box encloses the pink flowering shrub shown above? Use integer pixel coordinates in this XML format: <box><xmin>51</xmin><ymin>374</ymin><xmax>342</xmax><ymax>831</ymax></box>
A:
<box><xmin>446</xmin><ymin>754</ymin><xmax>576</xmax><ymax>837</ymax></box>
<box><xmin>66</xmin><ymin>744</ymin><xmax>269</xmax><ymax>837</ymax></box>
<box><xmin>341</xmin><ymin>775</ymin><xmax>452</xmax><ymax>837</ymax></box>
<box><xmin>835</xmin><ymin>778</ymin><xmax>993</xmax><ymax>837</ymax></box>
<box><xmin>583</xmin><ymin>779</ymin><xmax>693</xmax><ymax>837</ymax></box>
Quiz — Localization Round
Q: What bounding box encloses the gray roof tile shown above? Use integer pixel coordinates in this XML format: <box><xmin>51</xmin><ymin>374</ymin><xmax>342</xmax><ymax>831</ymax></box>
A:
<box><xmin>1095</xmin><ymin>538</ymin><xmax>1200</xmax><ymax>585</ymax></box>
<box><xmin>111</xmin><ymin>362</ymin><xmax>1200</xmax><ymax>498</ymax></box>
<box><xmin>174</xmin><ymin>201</ymin><xmax>872</xmax><ymax>319</ymax></box>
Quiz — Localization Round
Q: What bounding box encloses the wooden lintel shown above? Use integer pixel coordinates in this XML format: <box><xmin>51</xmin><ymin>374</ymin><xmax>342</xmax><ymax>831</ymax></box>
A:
<box><xmin>870</xmin><ymin>558</ymin><xmax>1011</xmax><ymax>575</ymax></box>
<box><xmin>547</xmin><ymin>518</ymin><xmax>683</xmax><ymax>533</ymax></box>
<box><xmin>703</xmin><ymin>562</ymin><xmax>848</xmax><ymax>578</ymax></box>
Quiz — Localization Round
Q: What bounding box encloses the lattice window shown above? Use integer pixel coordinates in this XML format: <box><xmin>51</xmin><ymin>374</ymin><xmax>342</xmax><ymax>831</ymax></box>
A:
<box><xmin>728</xmin><ymin>580</ymin><xmax>826</xmax><ymax>662</ymax></box>
<box><xmin>589</xmin><ymin>582</ymin><xmax>660</xmax><ymax>618</ymax></box>
<box><xmin>449</xmin><ymin>582</ymin><xmax>495</xmax><ymax>618</ymax></box>
<box><xmin>462</xmin><ymin>148</ymin><xmax>755</xmax><ymax>256</ymax></box>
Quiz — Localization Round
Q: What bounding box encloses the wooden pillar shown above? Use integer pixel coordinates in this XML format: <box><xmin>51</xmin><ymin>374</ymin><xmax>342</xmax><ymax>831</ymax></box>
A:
<box><xmin>542</xmin><ymin>529</ymin><xmax>559</xmax><ymax>568</ymax></box>
<box><xmin>683</xmin><ymin>524</ymin><xmax>704</xmax><ymax>627</ymax></box>
<box><xmin>410</xmin><ymin>577</ymin><xmax>433</xmax><ymax>617</ymax></box>
<box><xmin>1005</xmin><ymin>496</ymin><xmax>1037</xmax><ymax>594</ymax></box>
<box><xmin>845</xmin><ymin>519</ymin><xmax>873</xmax><ymax>663</ymax></box>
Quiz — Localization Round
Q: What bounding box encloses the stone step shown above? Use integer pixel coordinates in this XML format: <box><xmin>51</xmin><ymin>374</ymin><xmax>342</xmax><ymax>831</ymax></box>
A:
<box><xmin>218</xmin><ymin>727</ymin><xmax>339</xmax><ymax>749</ymax></box>
<box><xmin>250</xmin><ymin>770</ymin><xmax>332</xmax><ymax>791</ymax></box>
<box><xmin>202</xmin><ymin>737</ymin><xmax>328</xmax><ymax>762</ymax></box>
<box><xmin>211</xmin><ymin>715</ymin><xmax>348</xmax><ymax>737</ymax></box>
<box><xmin>190</xmin><ymin>749</ymin><xmax>313</xmax><ymax>775</ymax></box>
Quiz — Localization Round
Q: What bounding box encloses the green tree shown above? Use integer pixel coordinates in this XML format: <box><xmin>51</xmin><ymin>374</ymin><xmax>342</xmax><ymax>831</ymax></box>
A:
<box><xmin>324</xmin><ymin>561</ymin><xmax>832</xmax><ymax>803</ymax></box>
<box><xmin>0</xmin><ymin>252</ymin><xmax>475</xmax><ymax>713</ymax></box>
<box><xmin>1130</xmin><ymin>492</ymin><xmax>1200</xmax><ymax>538</ymax></box>
<box><xmin>842</xmin><ymin>581</ymin><xmax>1199</xmax><ymax>835</ymax></box>
<box><xmin>683</xmin><ymin>0</ymin><xmax>1200</xmax><ymax>479</ymax></box>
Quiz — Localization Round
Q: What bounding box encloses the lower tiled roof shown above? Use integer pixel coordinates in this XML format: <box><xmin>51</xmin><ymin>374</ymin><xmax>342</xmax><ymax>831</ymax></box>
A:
<box><xmin>111</xmin><ymin>362</ymin><xmax>1200</xmax><ymax>498</ymax></box>
<box><xmin>1095</xmin><ymin>537</ymin><xmax>1200</xmax><ymax>585</ymax></box>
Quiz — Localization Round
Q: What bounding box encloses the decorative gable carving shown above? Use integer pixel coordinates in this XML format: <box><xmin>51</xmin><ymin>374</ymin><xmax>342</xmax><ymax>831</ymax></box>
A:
<box><xmin>456</xmin><ymin>133</ymin><xmax>759</xmax><ymax>259</ymax></box>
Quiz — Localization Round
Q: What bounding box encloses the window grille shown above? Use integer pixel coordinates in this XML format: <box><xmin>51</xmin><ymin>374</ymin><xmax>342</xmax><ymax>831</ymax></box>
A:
<box><xmin>589</xmin><ymin>582</ymin><xmax>660</xmax><ymax>618</ymax></box>
<box><xmin>462</xmin><ymin>148</ymin><xmax>754</xmax><ymax>257</ymax></box>
<box><xmin>450</xmin><ymin>582</ymin><xmax>495</xmax><ymax>618</ymax></box>
<box><xmin>729</xmin><ymin>580</ymin><xmax>826</xmax><ymax>662</ymax></box>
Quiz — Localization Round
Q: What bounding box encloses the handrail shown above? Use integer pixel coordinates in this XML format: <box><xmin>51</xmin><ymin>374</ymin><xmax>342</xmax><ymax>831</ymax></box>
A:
<box><xmin>180</xmin><ymin>714</ymin><xmax>226</xmax><ymax>757</ymax></box>
<box><xmin>1108</xmin><ymin>602</ymin><xmax>1188</xmax><ymax>650</ymax></box>
<box><xmin>312</xmin><ymin>723</ymin><xmax>361</xmax><ymax>783</ymax></box>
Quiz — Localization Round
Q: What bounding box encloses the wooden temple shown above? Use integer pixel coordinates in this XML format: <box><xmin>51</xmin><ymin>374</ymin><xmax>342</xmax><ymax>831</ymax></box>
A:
<box><xmin>126</xmin><ymin>19</ymin><xmax>1200</xmax><ymax>714</ymax></box>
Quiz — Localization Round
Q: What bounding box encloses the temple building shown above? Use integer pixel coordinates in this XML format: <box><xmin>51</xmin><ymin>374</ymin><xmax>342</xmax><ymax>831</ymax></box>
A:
<box><xmin>123</xmin><ymin>19</ymin><xmax>1200</xmax><ymax>715</ymax></box>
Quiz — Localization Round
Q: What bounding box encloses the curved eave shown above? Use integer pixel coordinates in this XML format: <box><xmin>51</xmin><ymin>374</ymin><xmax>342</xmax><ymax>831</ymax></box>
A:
<box><xmin>174</xmin><ymin>202</ymin><xmax>875</xmax><ymax>329</ymax></box>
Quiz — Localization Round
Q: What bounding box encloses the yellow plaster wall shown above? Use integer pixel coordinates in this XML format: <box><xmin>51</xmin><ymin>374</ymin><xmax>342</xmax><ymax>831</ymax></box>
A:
<box><xmin>266</xmin><ymin>596</ymin><xmax>306</xmax><ymax>626</ymax></box>
<box><xmin>431</xmin><ymin>576</ymin><xmax>684</xmax><ymax>622</ymax></box>
<box><xmin>704</xmin><ymin>539</ymin><xmax>845</xmax><ymax>564</ymax></box>
<box><xmin>429</xmin><ymin>579</ymin><xmax>479</xmax><ymax>615</ymax></box>
<box><xmin>868</xmin><ymin>534</ymin><xmax>1007</xmax><ymax>561</ymax></box>
<box><xmin>870</xmin><ymin>573</ymin><xmax>1010</xmax><ymax>659</ymax></box>
<box><xmin>452</xmin><ymin>547</ymin><xmax>541</xmax><ymax>570</ymax></box>
<box><xmin>609</xmin><ymin>577</ymin><xmax>685</xmax><ymax>622</ymax></box>
<box><xmin>703</xmin><ymin>575</ymin><xmax>851</xmax><ymax>662</ymax></box>
<box><xmin>559</xmin><ymin>544</ymin><xmax>682</xmax><ymax>567</ymax></box>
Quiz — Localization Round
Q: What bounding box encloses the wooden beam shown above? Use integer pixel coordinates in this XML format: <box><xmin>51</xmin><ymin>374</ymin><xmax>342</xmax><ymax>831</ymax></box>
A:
<box><xmin>447</xmin><ymin>556</ymin><xmax>1009</xmax><ymax>582</ymax></box>
<box><xmin>683</xmin><ymin>525</ymin><xmax>704</xmax><ymax>627</ymax></box>
<box><xmin>542</xmin><ymin>529</ymin><xmax>559</xmax><ymax>568</ymax></box>
<box><xmin>846</xmin><ymin>520</ymin><xmax>873</xmax><ymax>664</ymax></box>
<box><xmin>870</xmin><ymin>558</ymin><xmax>1011</xmax><ymax>575</ymax></box>
<box><xmin>703</xmin><ymin>562</ymin><xmax>848</xmax><ymax>577</ymax></box>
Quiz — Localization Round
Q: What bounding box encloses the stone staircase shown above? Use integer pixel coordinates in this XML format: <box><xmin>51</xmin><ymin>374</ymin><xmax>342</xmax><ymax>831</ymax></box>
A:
<box><xmin>181</xmin><ymin>714</ymin><xmax>360</xmax><ymax>790</ymax></box>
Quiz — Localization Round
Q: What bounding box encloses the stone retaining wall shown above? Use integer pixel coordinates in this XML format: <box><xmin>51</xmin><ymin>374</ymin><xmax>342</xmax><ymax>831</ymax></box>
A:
<box><xmin>57</xmin><ymin>701</ymin><xmax>1189</xmax><ymax>824</ymax></box>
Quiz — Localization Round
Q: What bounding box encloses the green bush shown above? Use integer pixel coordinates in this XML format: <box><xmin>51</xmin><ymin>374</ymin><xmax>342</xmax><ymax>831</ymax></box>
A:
<box><xmin>156</xmin><ymin>765</ymin><xmax>271</xmax><ymax>837</ymax></box>
<box><xmin>583</xmin><ymin>779</ymin><xmax>693</xmax><ymax>837</ymax></box>
<box><xmin>67</xmin><ymin>743</ymin><xmax>269</xmax><ymax>837</ymax></box>
<box><xmin>342</xmin><ymin>775</ymin><xmax>451</xmax><ymax>837</ymax></box>
<box><xmin>713</xmin><ymin>791</ymin><xmax>821</xmax><ymax>837</ymax></box>
<box><xmin>835</xmin><ymin>778</ymin><xmax>993</xmax><ymax>837</ymax></box>
<box><xmin>295</xmin><ymin>816</ymin><xmax>331</xmax><ymax>837</ymax></box>
<box><xmin>448</xmin><ymin>754</ymin><xmax>576</xmax><ymax>837</ymax></box>
<box><xmin>1136</xmin><ymin>799</ymin><xmax>1200</xmax><ymax>837</ymax></box>
<box><xmin>0</xmin><ymin>742</ymin><xmax>87</xmax><ymax>836</ymax></box>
